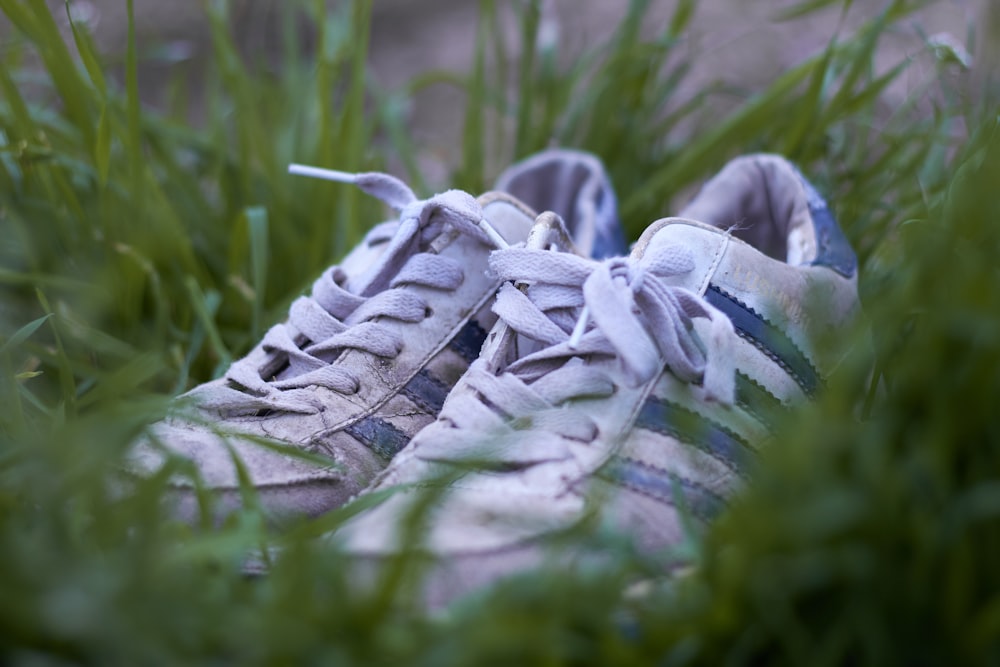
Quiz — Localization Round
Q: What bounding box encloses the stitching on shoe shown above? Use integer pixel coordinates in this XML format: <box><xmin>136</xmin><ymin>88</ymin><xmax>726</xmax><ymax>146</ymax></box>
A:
<box><xmin>705</xmin><ymin>284</ymin><xmax>822</xmax><ymax>397</ymax></box>
<box><xmin>697</xmin><ymin>231</ymin><xmax>730</xmax><ymax>296</ymax></box>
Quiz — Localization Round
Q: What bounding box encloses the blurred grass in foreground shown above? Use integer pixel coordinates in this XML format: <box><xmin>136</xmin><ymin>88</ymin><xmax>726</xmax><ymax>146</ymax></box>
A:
<box><xmin>1</xmin><ymin>0</ymin><xmax>998</xmax><ymax>664</ymax></box>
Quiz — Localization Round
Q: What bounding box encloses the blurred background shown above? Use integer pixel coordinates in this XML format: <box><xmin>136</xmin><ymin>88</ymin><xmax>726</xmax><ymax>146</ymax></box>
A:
<box><xmin>30</xmin><ymin>0</ymin><xmax>992</xmax><ymax>179</ymax></box>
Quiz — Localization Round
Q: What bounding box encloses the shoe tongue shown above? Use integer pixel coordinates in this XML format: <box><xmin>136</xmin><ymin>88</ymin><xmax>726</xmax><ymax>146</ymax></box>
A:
<box><xmin>346</xmin><ymin>192</ymin><xmax>537</xmax><ymax>298</ymax></box>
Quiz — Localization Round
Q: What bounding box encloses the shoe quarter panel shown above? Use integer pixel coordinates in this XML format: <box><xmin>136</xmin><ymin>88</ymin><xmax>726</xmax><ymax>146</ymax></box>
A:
<box><xmin>709</xmin><ymin>239</ymin><xmax>858</xmax><ymax>393</ymax></box>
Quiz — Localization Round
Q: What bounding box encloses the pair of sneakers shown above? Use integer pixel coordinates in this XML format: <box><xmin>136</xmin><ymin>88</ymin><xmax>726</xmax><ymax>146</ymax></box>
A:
<box><xmin>134</xmin><ymin>150</ymin><xmax>859</xmax><ymax>606</ymax></box>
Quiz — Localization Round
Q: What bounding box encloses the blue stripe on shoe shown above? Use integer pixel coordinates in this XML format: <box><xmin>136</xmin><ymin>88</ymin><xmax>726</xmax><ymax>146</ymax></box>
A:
<box><xmin>635</xmin><ymin>395</ymin><xmax>753</xmax><ymax>476</ymax></box>
<box><xmin>447</xmin><ymin>319</ymin><xmax>489</xmax><ymax>363</ymax></box>
<box><xmin>704</xmin><ymin>284</ymin><xmax>821</xmax><ymax>397</ymax></box>
<box><xmin>401</xmin><ymin>370</ymin><xmax>451</xmax><ymax>415</ymax></box>
<box><xmin>345</xmin><ymin>416</ymin><xmax>411</xmax><ymax>460</ymax></box>
<box><xmin>601</xmin><ymin>456</ymin><xmax>727</xmax><ymax>522</ymax></box>
<box><xmin>792</xmin><ymin>167</ymin><xmax>858</xmax><ymax>278</ymax></box>
<box><xmin>735</xmin><ymin>371</ymin><xmax>789</xmax><ymax>432</ymax></box>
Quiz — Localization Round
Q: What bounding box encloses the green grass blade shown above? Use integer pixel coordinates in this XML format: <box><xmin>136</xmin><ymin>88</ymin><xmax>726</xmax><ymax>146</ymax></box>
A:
<box><xmin>63</xmin><ymin>0</ymin><xmax>107</xmax><ymax>96</ymax></box>
<box><xmin>125</xmin><ymin>0</ymin><xmax>143</xmax><ymax>205</ymax></box>
<box><xmin>245</xmin><ymin>206</ymin><xmax>269</xmax><ymax>342</ymax></box>
<box><xmin>94</xmin><ymin>104</ymin><xmax>111</xmax><ymax>186</ymax></box>
<box><xmin>184</xmin><ymin>277</ymin><xmax>231</xmax><ymax>377</ymax></box>
<box><xmin>0</xmin><ymin>313</ymin><xmax>52</xmax><ymax>356</ymax></box>
<box><xmin>458</xmin><ymin>0</ymin><xmax>490</xmax><ymax>192</ymax></box>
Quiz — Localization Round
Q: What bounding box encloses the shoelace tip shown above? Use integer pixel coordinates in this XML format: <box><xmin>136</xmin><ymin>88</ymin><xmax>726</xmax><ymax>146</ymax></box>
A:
<box><xmin>288</xmin><ymin>164</ymin><xmax>358</xmax><ymax>184</ymax></box>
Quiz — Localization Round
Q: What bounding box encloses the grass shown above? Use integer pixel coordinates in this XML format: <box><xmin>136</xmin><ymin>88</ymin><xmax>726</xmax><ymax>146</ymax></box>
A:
<box><xmin>1</xmin><ymin>0</ymin><xmax>998</xmax><ymax>663</ymax></box>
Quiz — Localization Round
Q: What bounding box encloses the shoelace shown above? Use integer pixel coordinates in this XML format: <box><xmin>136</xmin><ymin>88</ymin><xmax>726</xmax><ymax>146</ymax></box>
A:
<box><xmin>417</xmin><ymin>241</ymin><xmax>736</xmax><ymax>466</ymax></box>
<box><xmin>197</xmin><ymin>166</ymin><xmax>510</xmax><ymax>415</ymax></box>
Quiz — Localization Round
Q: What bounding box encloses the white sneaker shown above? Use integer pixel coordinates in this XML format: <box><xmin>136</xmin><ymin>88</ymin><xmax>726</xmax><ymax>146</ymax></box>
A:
<box><xmin>328</xmin><ymin>154</ymin><xmax>861</xmax><ymax>607</ymax></box>
<box><xmin>131</xmin><ymin>149</ymin><xmax>625</xmax><ymax>524</ymax></box>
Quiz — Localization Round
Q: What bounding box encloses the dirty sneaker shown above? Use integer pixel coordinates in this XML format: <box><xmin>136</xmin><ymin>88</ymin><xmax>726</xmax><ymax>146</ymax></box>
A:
<box><xmin>327</xmin><ymin>154</ymin><xmax>861</xmax><ymax>607</ymax></box>
<box><xmin>131</xmin><ymin>149</ymin><xmax>625</xmax><ymax>524</ymax></box>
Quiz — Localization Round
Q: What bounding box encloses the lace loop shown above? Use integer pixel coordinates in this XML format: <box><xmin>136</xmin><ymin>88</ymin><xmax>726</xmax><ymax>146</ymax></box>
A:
<box><xmin>205</xmin><ymin>167</ymin><xmax>510</xmax><ymax>414</ymax></box>
<box><xmin>493</xmin><ymin>283</ymin><xmax>568</xmax><ymax>347</ymax></box>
